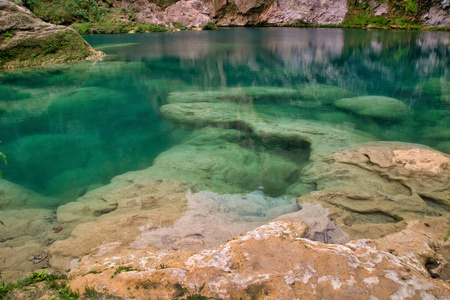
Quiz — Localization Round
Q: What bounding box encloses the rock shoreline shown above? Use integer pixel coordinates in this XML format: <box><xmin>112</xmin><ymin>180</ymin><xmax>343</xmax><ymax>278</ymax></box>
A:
<box><xmin>0</xmin><ymin>0</ymin><xmax>104</xmax><ymax>69</ymax></box>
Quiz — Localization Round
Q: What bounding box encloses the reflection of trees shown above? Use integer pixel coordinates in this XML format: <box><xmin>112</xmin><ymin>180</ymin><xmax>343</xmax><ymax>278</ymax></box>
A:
<box><xmin>132</xmin><ymin>28</ymin><xmax>449</xmax><ymax>106</ymax></box>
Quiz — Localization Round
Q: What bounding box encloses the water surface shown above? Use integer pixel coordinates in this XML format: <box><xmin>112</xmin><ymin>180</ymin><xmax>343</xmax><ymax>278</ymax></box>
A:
<box><xmin>0</xmin><ymin>28</ymin><xmax>449</xmax><ymax>209</ymax></box>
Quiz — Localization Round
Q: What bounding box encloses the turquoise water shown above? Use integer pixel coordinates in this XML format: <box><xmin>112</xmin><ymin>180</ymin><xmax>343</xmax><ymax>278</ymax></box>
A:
<box><xmin>0</xmin><ymin>28</ymin><xmax>449</xmax><ymax>209</ymax></box>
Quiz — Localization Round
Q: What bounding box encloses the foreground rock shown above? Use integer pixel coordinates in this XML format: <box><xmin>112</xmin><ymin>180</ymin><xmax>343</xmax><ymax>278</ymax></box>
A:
<box><xmin>67</xmin><ymin>220</ymin><xmax>450</xmax><ymax>299</ymax></box>
<box><xmin>0</xmin><ymin>0</ymin><xmax>103</xmax><ymax>69</ymax></box>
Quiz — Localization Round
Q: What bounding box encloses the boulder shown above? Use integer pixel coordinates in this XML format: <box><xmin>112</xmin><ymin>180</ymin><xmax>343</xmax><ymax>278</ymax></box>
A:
<box><xmin>334</xmin><ymin>95</ymin><xmax>411</xmax><ymax>120</ymax></box>
<box><xmin>0</xmin><ymin>0</ymin><xmax>103</xmax><ymax>69</ymax></box>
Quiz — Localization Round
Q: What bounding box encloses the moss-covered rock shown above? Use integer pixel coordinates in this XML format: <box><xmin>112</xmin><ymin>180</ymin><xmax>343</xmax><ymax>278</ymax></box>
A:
<box><xmin>0</xmin><ymin>0</ymin><xmax>103</xmax><ymax>69</ymax></box>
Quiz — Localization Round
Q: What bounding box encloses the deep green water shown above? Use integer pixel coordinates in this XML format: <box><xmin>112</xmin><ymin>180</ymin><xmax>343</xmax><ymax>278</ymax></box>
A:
<box><xmin>0</xmin><ymin>28</ymin><xmax>449</xmax><ymax>209</ymax></box>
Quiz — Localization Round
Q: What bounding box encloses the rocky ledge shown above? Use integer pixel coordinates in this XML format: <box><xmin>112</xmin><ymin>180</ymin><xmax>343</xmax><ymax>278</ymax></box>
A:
<box><xmin>68</xmin><ymin>219</ymin><xmax>450</xmax><ymax>299</ymax></box>
<box><xmin>0</xmin><ymin>0</ymin><xmax>103</xmax><ymax>69</ymax></box>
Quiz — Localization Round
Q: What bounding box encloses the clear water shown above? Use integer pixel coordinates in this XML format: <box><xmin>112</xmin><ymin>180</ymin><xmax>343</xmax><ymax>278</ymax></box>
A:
<box><xmin>0</xmin><ymin>28</ymin><xmax>449</xmax><ymax>209</ymax></box>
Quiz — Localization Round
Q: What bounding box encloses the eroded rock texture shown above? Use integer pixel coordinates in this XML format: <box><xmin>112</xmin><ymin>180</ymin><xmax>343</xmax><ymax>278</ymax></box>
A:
<box><xmin>299</xmin><ymin>145</ymin><xmax>450</xmax><ymax>239</ymax></box>
<box><xmin>67</xmin><ymin>220</ymin><xmax>450</xmax><ymax>299</ymax></box>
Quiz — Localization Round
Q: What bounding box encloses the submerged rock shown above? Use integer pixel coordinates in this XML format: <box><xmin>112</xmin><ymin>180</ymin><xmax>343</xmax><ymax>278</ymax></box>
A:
<box><xmin>334</xmin><ymin>95</ymin><xmax>411</xmax><ymax>120</ymax></box>
<box><xmin>0</xmin><ymin>208</ymin><xmax>69</xmax><ymax>281</ymax></box>
<box><xmin>0</xmin><ymin>179</ymin><xmax>57</xmax><ymax>209</ymax></box>
<box><xmin>160</xmin><ymin>101</ymin><xmax>375</xmax><ymax>160</ymax></box>
<box><xmin>0</xmin><ymin>0</ymin><xmax>103</xmax><ymax>69</ymax></box>
<box><xmin>295</xmin><ymin>83</ymin><xmax>355</xmax><ymax>105</ymax></box>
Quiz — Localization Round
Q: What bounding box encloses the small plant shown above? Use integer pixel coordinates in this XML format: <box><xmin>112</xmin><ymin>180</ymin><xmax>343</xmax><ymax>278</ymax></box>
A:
<box><xmin>0</xmin><ymin>271</ymin><xmax>73</xmax><ymax>299</ymax></box>
<box><xmin>444</xmin><ymin>229</ymin><xmax>450</xmax><ymax>242</ymax></box>
<box><xmin>156</xmin><ymin>263</ymin><xmax>168</xmax><ymax>270</ymax></box>
<box><xmin>111</xmin><ymin>266</ymin><xmax>135</xmax><ymax>278</ymax></box>
<box><xmin>2</xmin><ymin>32</ymin><xmax>14</xmax><ymax>39</ymax></box>
<box><xmin>186</xmin><ymin>283</ymin><xmax>208</xmax><ymax>300</ymax></box>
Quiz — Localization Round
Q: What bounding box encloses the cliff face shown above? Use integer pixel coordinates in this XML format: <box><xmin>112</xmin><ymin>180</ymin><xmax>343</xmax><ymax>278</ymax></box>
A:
<box><xmin>203</xmin><ymin>0</ymin><xmax>348</xmax><ymax>26</ymax></box>
<box><xmin>0</xmin><ymin>0</ymin><xmax>103</xmax><ymax>69</ymax></box>
<box><xmin>202</xmin><ymin>0</ymin><xmax>450</xmax><ymax>28</ymax></box>
<box><xmin>14</xmin><ymin>0</ymin><xmax>450</xmax><ymax>34</ymax></box>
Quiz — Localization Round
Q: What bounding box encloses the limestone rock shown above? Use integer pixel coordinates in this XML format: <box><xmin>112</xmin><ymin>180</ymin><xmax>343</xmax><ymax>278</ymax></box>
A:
<box><xmin>0</xmin><ymin>209</ymin><xmax>70</xmax><ymax>281</ymax></box>
<box><xmin>263</xmin><ymin>0</ymin><xmax>348</xmax><ymax>25</ymax></box>
<box><xmin>299</xmin><ymin>145</ymin><xmax>450</xmax><ymax>238</ymax></box>
<box><xmin>374</xmin><ymin>218</ymin><xmax>450</xmax><ymax>277</ymax></box>
<box><xmin>165</xmin><ymin>0</ymin><xmax>214</xmax><ymax>28</ymax></box>
<box><xmin>0</xmin><ymin>0</ymin><xmax>103</xmax><ymax>69</ymax></box>
<box><xmin>160</xmin><ymin>101</ymin><xmax>375</xmax><ymax>160</ymax></box>
<box><xmin>67</xmin><ymin>220</ymin><xmax>450</xmax><ymax>299</ymax></box>
<box><xmin>334</xmin><ymin>95</ymin><xmax>411</xmax><ymax>120</ymax></box>
<box><xmin>115</xmin><ymin>0</ymin><xmax>170</xmax><ymax>26</ymax></box>
<box><xmin>422</xmin><ymin>2</ymin><xmax>450</xmax><ymax>28</ymax></box>
<box><xmin>204</xmin><ymin>0</ymin><xmax>348</xmax><ymax>26</ymax></box>
<box><xmin>50</xmin><ymin>179</ymin><xmax>189</xmax><ymax>270</ymax></box>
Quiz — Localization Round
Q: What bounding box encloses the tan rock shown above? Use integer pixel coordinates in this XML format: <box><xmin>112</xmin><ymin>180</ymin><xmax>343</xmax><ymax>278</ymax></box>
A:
<box><xmin>49</xmin><ymin>179</ymin><xmax>189</xmax><ymax>270</ymax></box>
<box><xmin>299</xmin><ymin>145</ymin><xmax>450</xmax><ymax>238</ymax></box>
<box><xmin>67</xmin><ymin>220</ymin><xmax>450</xmax><ymax>299</ymax></box>
<box><xmin>0</xmin><ymin>209</ymin><xmax>70</xmax><ymax>281</ymax></box>
<box><xmin>392</xmin><ymin>148</ymin><xmax>450</xmax><ymax>174</ymax></box>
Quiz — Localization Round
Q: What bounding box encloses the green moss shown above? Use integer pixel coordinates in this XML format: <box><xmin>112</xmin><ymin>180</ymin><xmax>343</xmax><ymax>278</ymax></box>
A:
<box><xmin>2</xmin><ymin>31</ymin><xmax>15</xmax><ymax>39</ymax></box>
<box><xmin>1</xmin><ymin>29</ymin><xmax>93</xmax><ymax>69</ymax></box>
<box><xmin>342</xmin><ymin>0</ymin><xmax>430</xmax><ymax>29</ymax></box>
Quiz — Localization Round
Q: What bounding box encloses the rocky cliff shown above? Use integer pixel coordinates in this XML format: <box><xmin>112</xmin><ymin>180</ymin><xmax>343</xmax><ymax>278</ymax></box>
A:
<box><xmin>0</xmin><ymin>0</ymin><xmax>103</xmax><ymax>69</ymax></box>
<box><xmin>14</xmin><ymin>0</ymin><xmax>450</xmax><ymax>35</ymax></box>
<box><xmin>201</xmin><ymin>0</ymin><xmax>450</xmax><ymax>28</ymax></box>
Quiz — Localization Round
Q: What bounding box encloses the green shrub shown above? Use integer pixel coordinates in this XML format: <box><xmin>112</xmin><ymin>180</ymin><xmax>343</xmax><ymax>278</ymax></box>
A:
<box><xmin>202</xmin><ymin>23</ymin><xmax>217</xmax><ymax>30</ymax></box>
<box><xmin>173</xmin><ymin>22</ymin><xmax>187</xmax><ymax>30</ymax></box>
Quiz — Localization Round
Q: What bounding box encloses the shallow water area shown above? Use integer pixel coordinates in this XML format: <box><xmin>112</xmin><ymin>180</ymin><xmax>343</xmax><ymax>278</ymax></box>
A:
<box><xmin>0</xmin><ymin>28</ymin><xmax>450</xmax><ymax>279</ymax></box>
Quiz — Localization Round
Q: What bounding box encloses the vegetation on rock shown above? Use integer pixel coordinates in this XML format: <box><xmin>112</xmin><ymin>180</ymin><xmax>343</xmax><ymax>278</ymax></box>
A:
<box><xmin>12</xmin><ymin>0</ymin><xmax>449</xmax><ymax>33</ymax></box>
<box><xmin>343</xmin><ymin>0</ymin><xmax>427</xmax><ymax>29</ymax></box>
<box><xmin>0</xmin><ymin>0</ymin><xmax>103</xmax><ymax>69</ymax></box>
<box><xmin>0</xmin><ymin>270</ymin><xmax>123</xmax><ymax>299</ymax></box>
